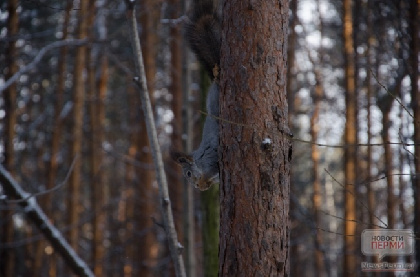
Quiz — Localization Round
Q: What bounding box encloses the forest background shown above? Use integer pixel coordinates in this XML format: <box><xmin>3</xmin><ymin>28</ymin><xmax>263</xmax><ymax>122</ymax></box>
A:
<box><xmin>0</xmin><ymin>0</ymin><xmax>419</xmax><ymax>276</ymax></box>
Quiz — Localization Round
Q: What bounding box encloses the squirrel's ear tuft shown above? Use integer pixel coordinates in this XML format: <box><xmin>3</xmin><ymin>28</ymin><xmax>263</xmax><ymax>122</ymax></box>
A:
<box><xmin>170</xmin><ymin>151</ymin><xmax>193</xmax><ymax>165</ymax></box>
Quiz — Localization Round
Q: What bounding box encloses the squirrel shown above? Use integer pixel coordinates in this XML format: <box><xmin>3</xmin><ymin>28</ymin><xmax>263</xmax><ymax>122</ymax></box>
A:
<box><xmin>171</xmin><ymin>0</ymin><xmax>221</xmax><ymax>191</ymax></box>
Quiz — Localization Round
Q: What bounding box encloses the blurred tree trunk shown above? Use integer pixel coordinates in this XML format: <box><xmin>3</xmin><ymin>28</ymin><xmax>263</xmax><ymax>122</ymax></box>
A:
<box><xmin>68</xmin><ymin>0</ymin><xmax>89</xmax><ymax>251</ymax></box>
<box><xmin>1</xmin><ymin>0</ymin><xmax>18</xmax><ymax>276</ymax></box>
<box><xmin>125</xmin><ymin>80</ymin><xmax>139</xmax><ymax>276</ymax></box>
<box><xmin>379</xmin><ymin>100</ymin><xmax>395</xmax><ymax>231</ymax></box>
<box><xmin>365</xmin><ymin>4</ymin><xmax>379</xmax><ymax>271</ymax></box>
<box><xmin>311</xmin><ymin>2</ymin><xmax>325</xmax><ymax>274</ymax></box>
<box><xmin>365</xmin><ymin>0</ymin><xmax>375</xmax><ymax>229</ymax></box>
<box><xmin>219</xmin><ymin>0</ymin><xmax>291</xmax><ymax>276</ymax></box>
<box><xmin>35</xmin><ymin>1</ymin><xmax>73</xmax><ymax>276</ymax></box>
<box><xmin>166</xmin><ymin>0</ymin><xmax>194</xmax><ymax>275</ymax></box>
<box><xmin>398</xmin><ymin>107</ymin><xmax>408</xmax><ymax>229</ymax></box>
<box><xmin>311</xmin><ymin>68</ymin><xmax>324</xmax><ymax>276</ymax></box>
<box><xmin>287</xmin><ymin>0</ymin><xmax>297</xmax><ymax>124</ymax></box>
<box><xmin>134</xmin><ymin>1</ymin><xmax>159</xmax><ymax>275</ymax></box>
<box><xmin>342</xmin><ymin>0</ymin><xmax>357</xmax><ymax>275</ymax></box>
<box><xmin>410</xmin><ymin>0</ymin><xmax>419</xmax><ymax>273</ymax></box>
<box><xmin>95</xmin><ymin>5</ymin><xmax>109</xmax><ymax>273</ymax></box>
<box><xmin>352</xmin><ymin>0</ymin><xmax>362</xmax><ymax>268</ymax></box>
<box><xmin>86</xmin><ymin>1</ymin><xmax>108</xmax><ymax>275</ymax></box>
<box><xmin>3</xmin><ymin>0</ymin><xmax>18</xmax><ymax>176</ymax></box>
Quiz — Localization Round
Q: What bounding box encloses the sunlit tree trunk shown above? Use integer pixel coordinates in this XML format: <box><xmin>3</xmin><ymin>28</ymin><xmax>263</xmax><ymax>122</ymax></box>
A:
<box><xmin>1</xmin><ymin>0</ymin><xmax>18</xmax><ymax>276</ymax></box>
<box><xmin>219</xmin><ymin>0</ymin><xmax>291</xmax><ymax>275</ymax></box>
<box><xmin>342</xmin><ymin>0</ymin><xmax>357</xmax><ymax>275</ymax></box>
<box><xmin>68</xmin><ymin>0</ymin><xmax>89</xmax><ymax>251</ymax></box>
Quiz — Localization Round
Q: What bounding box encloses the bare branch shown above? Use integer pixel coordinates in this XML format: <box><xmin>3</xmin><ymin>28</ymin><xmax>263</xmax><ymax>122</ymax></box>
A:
<box><xmin>0</xmin><ymin>39</ymin><xmax>87</xmax><ymax>94</ymax></box>
<box><xmin>0</xmin><ymin>164</ymin><xmax>94</xmax><ymax>277</ymax></box>
<box><xmin>124</xmin><ymin>1</ymin><xmax>186</xmax><ymax>277</ymax></box>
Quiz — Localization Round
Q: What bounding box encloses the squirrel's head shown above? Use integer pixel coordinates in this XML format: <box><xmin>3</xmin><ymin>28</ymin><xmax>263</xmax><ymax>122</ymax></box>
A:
<box><xmin>171</xmin><ymin>151</ymin><xmax>215</xmax><ymax>191</ymax></box>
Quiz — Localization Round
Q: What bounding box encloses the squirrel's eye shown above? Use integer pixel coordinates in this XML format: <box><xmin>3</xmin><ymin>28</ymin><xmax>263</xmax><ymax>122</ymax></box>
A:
<box><xmin>186</xmin><ymin>170</ymin><xmax>192</xmax><ymax>178</ymax></box>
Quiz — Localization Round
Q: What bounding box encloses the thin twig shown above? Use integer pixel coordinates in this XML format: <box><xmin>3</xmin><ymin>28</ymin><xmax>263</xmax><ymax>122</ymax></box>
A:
<box><xmin>0</xmin><ymin>39</ymin><xmax>87</xmax><ymax>94</ymax></box>
<box><xmin>201</xmin><ymin>110</ymin><xmax>420</xmax><ymax>148</ymax></box>
<box><xmin>371</xmin><ymin>69</ymin><xmax>414</xmax><ymax>119</ymax></box>
<box><xmin>398</xmin><ymin>128</ymin><xmax>415</xmax><ymax>158</ymax></box>
<box><xmin>6</xmin><ymin>156</ymin><xmax>78</xmax><ymax>204</ymax></box>
<box><xmin>324</xmin><ymin>168</ymin><xmax>388</xmax><ymax>228</ymax></box>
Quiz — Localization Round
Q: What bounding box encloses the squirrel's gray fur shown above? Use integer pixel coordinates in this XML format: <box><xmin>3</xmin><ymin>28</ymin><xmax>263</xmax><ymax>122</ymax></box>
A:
<box><xmin>172</xmin><ymin>0</ymin><xmax>221</xmax><ymax>191</ymax></box>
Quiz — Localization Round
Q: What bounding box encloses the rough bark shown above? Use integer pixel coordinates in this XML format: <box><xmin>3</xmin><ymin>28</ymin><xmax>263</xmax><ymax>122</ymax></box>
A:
<box><xmin>219</xmin><ymin>0</ymin><xmax>291</xmax><ymax>276</ymax></box>
<box><xmin>287</xmin><ymin>1</ymin><xmax>298</xmax><ymax>275</ymax></box>
<box><xmin>410</xmin><ymin>0</ymin><xmax>420</xmax><ymax>273</ymax></box>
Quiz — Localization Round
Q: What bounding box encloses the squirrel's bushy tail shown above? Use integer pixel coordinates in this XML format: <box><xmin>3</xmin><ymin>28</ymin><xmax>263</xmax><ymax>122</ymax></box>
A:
<box><xmin>184</xmin><ymin>0</ymin><xmax>220</xmax><ymax>79</ymax></box>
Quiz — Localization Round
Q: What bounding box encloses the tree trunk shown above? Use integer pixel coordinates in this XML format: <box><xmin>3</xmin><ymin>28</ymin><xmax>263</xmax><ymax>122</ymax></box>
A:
<box><xmin>1</xmin><ymin>0</ymin><xmax>18</xmax><ymax>276</ymax></box>
<box><xmin>382</xmin><ymin>107</ymin><xmax>395</xmax><ymax>231</ymax></box>
<box><xmin>365</xmin><ymin>0</ymin><xmax>375</xmax><ymax>229</ymax></box>
<box><xmin>167</xmin><ymin>0</ymin><xmax>191</xmax><ymax>275</ymax></box>
<box><xmin>287</xmin><ymin>0</ymin><xmax>297</xmax><ymax>125</ymax></box>
<box><xmin>287</xmin><ymin>1</ymin><xmax>298</xmax><ymax>275</ymax></box>
<box><xmin>311</xmin><ymin>68</ymin><xmax>324</xmax><ymax>277</ymax></box>
<box><xmin>125</xmin><ymin>80</ymin><xmax>139</xmax><ymax>276</ymax></box>
<box><xmin>409</xmin><ymin>0</ymin><xmax>420</xmax><ymax>273</ymax></box>
<box><xmin>219</xmin><ymin>1</ymin><xmax>291</xmax><ymax>276</ymax></box>
<box><xmin>311</xmin><ymin>3</ymin><xmax>325</xmax><ymax>273</ymax></box>
<box><xmin>35</xmin><ymin>2</ymin><xmax>73</xmax><ymax>276</ymax></box>
<box><xmin>135</xmin><ymin>1</ymin><xmax>159</xmax><ymax>275</ymax></box>
<box><xmin>86</xmin><ymin>1</ymin><xmax>107</xmax><ymax>275</ymax></box>
<box><xmin>68</xmin><ymin>0</ymin><xmax>89</xmax><ymax>251</ymax></box>
<box><xmin>343</xmin><ymin>0</ymin><xmax>357</xmax><ymax>275</ymax></box>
